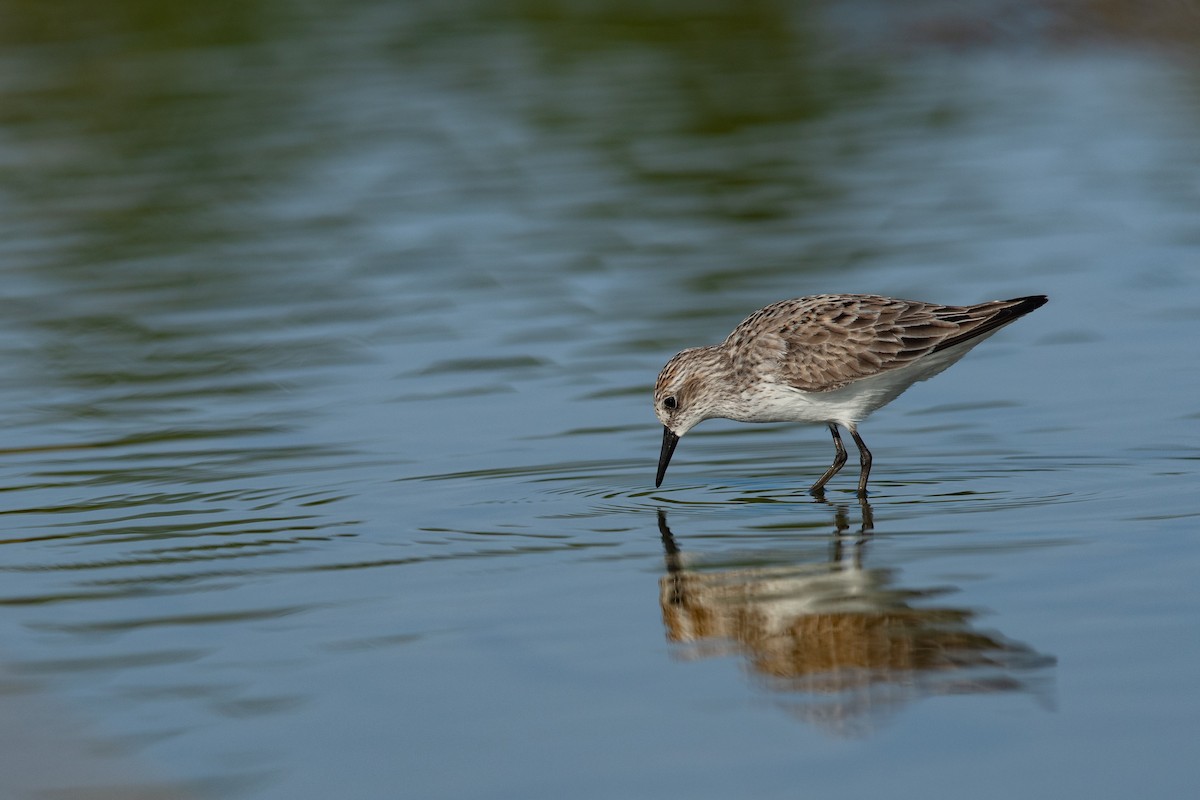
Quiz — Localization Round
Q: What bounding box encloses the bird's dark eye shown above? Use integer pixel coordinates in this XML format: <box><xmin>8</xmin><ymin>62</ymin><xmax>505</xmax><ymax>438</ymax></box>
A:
<box><xmin>663</xmin><ymin>396</ymin><xmax>677</xmax><ymax>410</ymax></box>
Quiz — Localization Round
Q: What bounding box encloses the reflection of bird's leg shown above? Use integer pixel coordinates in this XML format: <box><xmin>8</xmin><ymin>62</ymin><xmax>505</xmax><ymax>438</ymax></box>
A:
<box><xmin>809</xmin><ymin>423</ymin><xmax>849</xmax><ymax>495</ymax></box>
<box><xmin>830</xmin><ymin>502</ymin><xmax>850</xmax><ymax>563</ymax></box>
<box><xmin>859</xmin><ymin>494</ymin><xmax>875</xmax><ymax>533</ymax></box>
<box><xmin>830</xmin><ymin>532</ymin><xmax>843</xmax><ymax>564</ymax></box>
<box><xmin>821</xmin><ymin>495</ymin><xmax>875</xmax><ymax>566</ymax></box>
<box><xmin>852</xmin><ymin>496</ymin><xmax>874</xmax><ymax>569</ymax></box>
<box><xmin>833</xmin><ymin>503</ymin><xmax>850</xmax><ymax>534</ymax></box>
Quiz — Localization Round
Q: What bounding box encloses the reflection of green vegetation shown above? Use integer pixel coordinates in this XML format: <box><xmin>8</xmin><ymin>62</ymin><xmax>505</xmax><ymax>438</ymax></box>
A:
<box><xmin>0</xmin><ymin>0</ymin><xmax>271</xmax><ymax>47</ymax></box>
<box><xmin>381</xmin><ymin>0</ymin><xmax>881</xmax><ymax>274</ymax></box>
<box><xmin>0</xmin><ymin>0</ymin><xmax>881</xmax><ymax>261</ymax></box>
<box><xmin>0</xmin><ymin>0</ymin><xmax>339</xmax><ymax>273</ymax></box>
<box><xmin>0</xmin><ymin>0</ymin><xmax>368</xmax><ymax>410</ymax></box>
<box><xmin>0</xmin><ymin>0</ymin><xmax>881</xmax><ymax>399</ymax></box>
<box><xmin>1078</xmin><ymin>0</ymin><xmax>1200</xmax><ymax>44</ymax></box>
<box><xmin>499</xmin><ymin>0</ymin><xmax>884</xmax><ymax>137</ymax></box>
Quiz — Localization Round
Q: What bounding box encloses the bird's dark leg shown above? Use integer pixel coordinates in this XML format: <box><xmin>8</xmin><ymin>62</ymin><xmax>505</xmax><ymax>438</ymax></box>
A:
<box><xmin>849</xmin><ymin>428</ymin><xmax>872</xmax><ymax>497</ymax></box>
<box><xmin>809</xmin><ymin>423</ymin><xmax>848</xmax><ymax>495</ymax></box>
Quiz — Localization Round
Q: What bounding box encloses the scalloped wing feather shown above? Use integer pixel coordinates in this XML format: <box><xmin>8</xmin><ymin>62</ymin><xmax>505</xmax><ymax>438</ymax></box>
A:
<box><xmin>725</xmin><ymin>294</ymin><xmax>1040</xmax><ymax>393</ymax></box>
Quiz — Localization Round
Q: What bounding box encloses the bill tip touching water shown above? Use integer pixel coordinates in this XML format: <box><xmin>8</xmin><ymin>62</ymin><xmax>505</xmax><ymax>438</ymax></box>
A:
<box><xmin>653</xmin><ymin>293</ymin><xmax>1048</xmax><ymax>495</ymax></box>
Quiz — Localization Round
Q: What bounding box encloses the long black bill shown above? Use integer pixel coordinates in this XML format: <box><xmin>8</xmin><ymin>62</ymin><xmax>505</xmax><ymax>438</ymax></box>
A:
<box><xmin>655</xmin><ymin>426</ymin><xmax>680</xmax><ymax>488</ymax></box>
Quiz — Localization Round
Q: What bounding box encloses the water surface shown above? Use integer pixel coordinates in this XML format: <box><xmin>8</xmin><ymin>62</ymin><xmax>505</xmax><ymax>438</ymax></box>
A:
<box><xmin>2</xmin><ymin>1</ymin><xmax>1199</xmax><ymax>798</ymax></box>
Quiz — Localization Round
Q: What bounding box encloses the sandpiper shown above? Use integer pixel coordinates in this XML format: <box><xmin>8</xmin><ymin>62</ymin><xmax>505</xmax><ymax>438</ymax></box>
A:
<box><xmin>653</xmin><ymin>293</ymin><xmax>1047</xmax><ymax>496</ymax></box>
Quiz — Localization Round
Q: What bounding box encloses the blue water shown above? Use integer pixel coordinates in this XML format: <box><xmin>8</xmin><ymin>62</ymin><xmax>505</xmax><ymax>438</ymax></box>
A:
<box><xmin>1</xmin><ymin>2</ymin><xmax>1199</xmax><ymax>798</ymax></box>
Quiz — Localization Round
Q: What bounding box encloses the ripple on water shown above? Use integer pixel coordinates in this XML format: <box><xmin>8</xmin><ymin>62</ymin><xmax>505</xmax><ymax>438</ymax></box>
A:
<box><xmin>471</xmin><ymin>444</ymin><xmax>1119</xmax><ymax>526</ymax></box>
<box><xmin>0</xmin><ymin>428</ymin><xmax>380</xmax><ymax>617</ymax></box>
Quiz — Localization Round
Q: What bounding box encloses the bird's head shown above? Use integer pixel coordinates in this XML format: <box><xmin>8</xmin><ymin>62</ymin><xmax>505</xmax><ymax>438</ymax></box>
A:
<box><xmin>653</xmin><ymin>348</ymin><xmax>718</xmax><ymax>487</ymax></box>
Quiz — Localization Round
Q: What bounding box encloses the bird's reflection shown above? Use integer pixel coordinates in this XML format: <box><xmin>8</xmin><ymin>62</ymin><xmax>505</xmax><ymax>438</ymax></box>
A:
<box><xmin>657</xmin><ymin>502</ymin><xmax>1055</xmax><ymax>737</ymax></box>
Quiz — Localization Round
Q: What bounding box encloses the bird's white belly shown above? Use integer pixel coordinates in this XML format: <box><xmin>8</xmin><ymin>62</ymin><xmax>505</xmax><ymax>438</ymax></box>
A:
<box><xmin>731</xmin><ymin>341</ymin><xmax>985</xmax><ymax>428</ymax></box>
<box><xmin>733</xmin><ymin>381</ymin><xmax>886</xmax><ymax>427</ymax></box>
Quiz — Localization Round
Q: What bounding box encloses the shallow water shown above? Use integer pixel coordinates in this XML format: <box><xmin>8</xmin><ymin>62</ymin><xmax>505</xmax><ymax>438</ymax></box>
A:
<box><xmin>2</xmin><ymin>1</ymin><xmax>1200</xmax><ymax>798</ymax></box>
